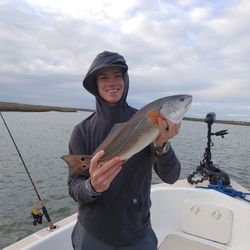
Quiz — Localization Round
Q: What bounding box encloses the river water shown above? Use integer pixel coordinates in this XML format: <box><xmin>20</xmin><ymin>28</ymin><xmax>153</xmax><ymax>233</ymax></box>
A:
<box><xmin>0</xmin><ymin>111</ymin><xmax>249</xmax><ymax>249</ymax></box>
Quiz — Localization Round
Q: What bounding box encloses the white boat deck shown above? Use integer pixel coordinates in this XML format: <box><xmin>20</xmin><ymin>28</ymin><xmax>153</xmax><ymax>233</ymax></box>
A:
<box><xmin>4</xmin><ymin>214</ymin><xmax>77</xmax><ymax>250</ymax></box>
<box><xmin>151</xmin><ymin>181</ymin><xmax>250</xmax><ymax>250</ymax></box>
<box><xmin>4</xmin><ymin>179</ymin><xmax>250</xmax><ymax>250</ymax></box>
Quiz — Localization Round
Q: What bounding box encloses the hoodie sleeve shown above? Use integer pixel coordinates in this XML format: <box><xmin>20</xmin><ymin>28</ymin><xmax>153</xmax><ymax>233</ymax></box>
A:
<box><xmin>67</xmin><ymin>125</ymin><xmax>101</xmax><ymax>203</ymax></box>
<box><xmin>153</xmin><ymin>143</ymin><xmax>181</xmax><ymax>184</ymax></box>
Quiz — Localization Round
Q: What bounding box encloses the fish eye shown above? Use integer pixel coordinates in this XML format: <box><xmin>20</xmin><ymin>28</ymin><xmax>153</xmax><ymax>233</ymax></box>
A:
<box><xmin>179</xmin><ymin>97</ymin><xmax>185</xmax><ymax>102</ymax></box>
<box><xmin>81</xmin><ymin>157</ymin><xmax>85</xmax><ymax>162</ymax></box>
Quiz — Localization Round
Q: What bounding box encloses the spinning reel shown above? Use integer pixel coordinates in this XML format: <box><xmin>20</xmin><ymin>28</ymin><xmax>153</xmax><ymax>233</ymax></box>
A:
<box><xmin>31</xmin><ymin>208</ymin><xmax>43</xmax><ymax>226</ymax></box>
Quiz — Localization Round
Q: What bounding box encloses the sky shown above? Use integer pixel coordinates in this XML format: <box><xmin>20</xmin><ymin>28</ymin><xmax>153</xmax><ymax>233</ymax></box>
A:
<box><xmin>0</xmin><ymin>0</ymin><xmax>249</xmax><ymax>121</ymax></box>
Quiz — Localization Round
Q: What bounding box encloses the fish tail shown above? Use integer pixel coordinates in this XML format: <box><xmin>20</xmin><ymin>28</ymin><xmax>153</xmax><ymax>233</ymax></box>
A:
<box><xmin>61</xmin><ymin>154</ymin><xmax>91</xmax><ymax>176</ymax></box>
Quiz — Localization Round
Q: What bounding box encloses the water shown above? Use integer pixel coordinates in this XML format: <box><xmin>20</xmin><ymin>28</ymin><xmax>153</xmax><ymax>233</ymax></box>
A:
<box><xmin>0</xmin><ymin>111</ymin><xmax>249</xmax><ymax>249</ymax></box>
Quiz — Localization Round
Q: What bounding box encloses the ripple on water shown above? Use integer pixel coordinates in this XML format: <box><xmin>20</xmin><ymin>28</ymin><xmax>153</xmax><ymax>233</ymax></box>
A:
<box><xmin>0</xmin><ymin>112</ymin><xmax>249</xmax><ymax>249</ymax></box>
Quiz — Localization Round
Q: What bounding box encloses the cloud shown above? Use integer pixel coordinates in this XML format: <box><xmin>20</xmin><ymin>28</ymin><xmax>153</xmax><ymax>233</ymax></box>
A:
<box><xmin>189</xmin><ymin>6</ymin><xmax>212</xmax><ymax>22</ymax></box>
<box><xmin>0</xmin><ymin>0</ymin><xmax>249</xmax><ymax>120</ymax></box>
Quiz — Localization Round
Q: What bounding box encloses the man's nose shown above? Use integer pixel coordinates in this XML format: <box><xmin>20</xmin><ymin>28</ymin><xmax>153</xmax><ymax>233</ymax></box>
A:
<box><xmin>107</xmin><ymin>77</ymin><xmax>116</xmax><ymax>85</ymax></box>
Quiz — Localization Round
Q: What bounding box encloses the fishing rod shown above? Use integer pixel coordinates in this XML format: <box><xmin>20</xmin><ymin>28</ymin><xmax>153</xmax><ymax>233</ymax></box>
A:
<box><xmin>0</xmin><ymin>112</ymin><xmax>56</xmax><ymax>230</ymax></box>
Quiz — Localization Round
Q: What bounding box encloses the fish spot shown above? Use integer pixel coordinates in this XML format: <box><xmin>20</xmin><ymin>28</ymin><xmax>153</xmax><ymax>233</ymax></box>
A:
<box><xmin>82</xmin><ymin>164</ymin><xmax>86</xmax><ymax>169</ymax></box>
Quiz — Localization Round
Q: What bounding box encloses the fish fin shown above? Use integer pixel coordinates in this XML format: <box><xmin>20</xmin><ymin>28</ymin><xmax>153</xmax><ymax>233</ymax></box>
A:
<box><xmin>108</xmin><ymin>123</ymin><xmax>126</xmax><ymax>136</ymax></box>
<box><xmin>95</xmin><ymin>122</ymin><xmax>127</xmax><ymax>152</ymax></box>
<box><xmin>61</xmin><ymin>154</ymin><xmax>91</xmax><ymax>176</ymax></box>
<box><xmin>147</xmin><ymin>110</ymin><xmax>163</xmax><ymax>125</ymax></box>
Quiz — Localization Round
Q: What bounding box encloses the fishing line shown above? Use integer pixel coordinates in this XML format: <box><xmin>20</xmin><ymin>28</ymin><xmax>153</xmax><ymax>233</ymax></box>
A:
<box><xmin>0</xmin><ymin>112</ymin><xmax>55</xmax><ymax>229</ymax></box>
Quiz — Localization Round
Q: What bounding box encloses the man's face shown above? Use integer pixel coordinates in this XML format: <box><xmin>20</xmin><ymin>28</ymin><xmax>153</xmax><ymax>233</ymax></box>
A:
<box><xmin>96</xmin><ymin>67</ymin><xmax>125</xmax><ymax>104</ymax></box>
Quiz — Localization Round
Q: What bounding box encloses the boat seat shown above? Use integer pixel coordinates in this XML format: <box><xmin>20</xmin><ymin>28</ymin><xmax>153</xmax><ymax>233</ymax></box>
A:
<box><xmin>158</xmin><ymin>234</ymin><xmax>222</xmax><ymax>250</ymax></box>
<box><xmin>181</xmin><ymin>199</ymin><xmax>233</xmax><ymax>244</ymax></box>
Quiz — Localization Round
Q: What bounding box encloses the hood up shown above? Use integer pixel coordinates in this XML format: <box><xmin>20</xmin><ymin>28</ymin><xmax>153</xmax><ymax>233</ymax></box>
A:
<box><xmin>82</xmin><ymin>51</ymin><xmax>131</xmax><ymax>120</ymax></box>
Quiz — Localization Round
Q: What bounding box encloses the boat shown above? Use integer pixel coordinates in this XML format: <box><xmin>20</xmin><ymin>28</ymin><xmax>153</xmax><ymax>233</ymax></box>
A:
<box><xmin>4</xmin><ymin>179</ymin><xmax>250</xmax><ymax>250</ymax></box>
<box><xmin>3</xmin><ymin>112</ymin><xmax>250</xmax><ymax>249</ymax></box>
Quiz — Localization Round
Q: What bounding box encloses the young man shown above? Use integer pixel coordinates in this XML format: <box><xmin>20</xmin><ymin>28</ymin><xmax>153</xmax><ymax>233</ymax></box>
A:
<box><xmin>68</xmin><ymin>51</ymin><xmax>181</xmax><ymax>250</ymax></box>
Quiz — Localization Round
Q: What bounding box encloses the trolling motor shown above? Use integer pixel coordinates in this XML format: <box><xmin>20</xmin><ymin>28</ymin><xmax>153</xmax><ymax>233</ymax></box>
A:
<box><xmin>188</xmin><ymin>112</ymin><xmax>230</xmax><ymax>186</ymax></box>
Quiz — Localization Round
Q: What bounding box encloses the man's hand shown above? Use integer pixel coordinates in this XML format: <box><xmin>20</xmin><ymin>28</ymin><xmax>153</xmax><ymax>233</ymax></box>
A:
<box><xmin>154</xmin><ymin>117</ymin><xmax>181</xmax><ymax>148</ymax></box>
<box><xmin>89</xmin><ymin>150</ymin><xmax>122</xmax><ymax>193</ymax></box>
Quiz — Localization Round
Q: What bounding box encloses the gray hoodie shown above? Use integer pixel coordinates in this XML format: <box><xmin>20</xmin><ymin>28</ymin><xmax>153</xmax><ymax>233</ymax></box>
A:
<box><xmin>68</xmin><ymin>51</ymin><xmax>180</xmax><ymax>246</ymax></box>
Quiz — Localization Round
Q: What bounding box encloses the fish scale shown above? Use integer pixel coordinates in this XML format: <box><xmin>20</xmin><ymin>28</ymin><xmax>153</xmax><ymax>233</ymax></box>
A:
<box><xmin>62</xmin><ymin>94</ymin><xmax>192</xmax><ymax>176</ymax></box>
<box><xmin>100</xmin><ymin>116</ymin><xmax>157</xmax><ymax>158</ymax></box>
<box><xmin>104</xmin><ymin>121</ymin><xmax>158</xmax><ymax>162</ymax></box>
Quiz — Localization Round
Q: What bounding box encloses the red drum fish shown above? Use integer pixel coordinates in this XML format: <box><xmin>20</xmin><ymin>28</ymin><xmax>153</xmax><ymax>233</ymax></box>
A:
<box><xmin>62</xmin><ymin>94</ymin><xmax>192</xmax><ymax>176</ymax></box>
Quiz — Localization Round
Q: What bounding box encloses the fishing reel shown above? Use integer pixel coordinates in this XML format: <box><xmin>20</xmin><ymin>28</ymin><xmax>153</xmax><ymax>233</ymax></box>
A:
<box><xmin>188</xmin><ymin>112</ymin><xmax>230</xmax><ymax>186</ymax></box>
<box><xmin>0</xmin><ymin>112</ymin><xmax>56</xmax><ymax>230</ymax></box>
<box><xmin>31</xmin><ymin>208</ymin><xmax>43</xmax><ymax>226</ymax></box>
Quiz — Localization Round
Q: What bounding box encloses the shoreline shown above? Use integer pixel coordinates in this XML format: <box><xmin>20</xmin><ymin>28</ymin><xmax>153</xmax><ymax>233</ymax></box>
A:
<box><xmin>0</xmin><ymin>102</ymin><xmax>93</xmax><ymax>113</ymax></box>
<box><xmin>183</xmin><ymin>117</ymin><xmax>250</xmax><ymax>127</ymax></box>
<box><xmin>0</xmin><ymin>102</ymin><xmax>249</xmax><ymax>126</ymax></box>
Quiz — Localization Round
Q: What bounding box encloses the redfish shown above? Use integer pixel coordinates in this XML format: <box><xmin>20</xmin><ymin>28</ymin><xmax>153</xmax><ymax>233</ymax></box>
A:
<box><xmin>62</xmin><ymin>94</ymin><xmax>192</xmax><ymax>176</ymax></box>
